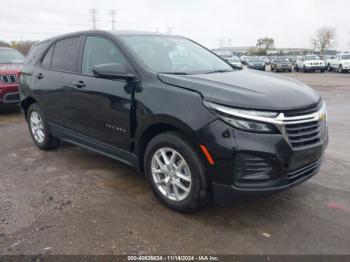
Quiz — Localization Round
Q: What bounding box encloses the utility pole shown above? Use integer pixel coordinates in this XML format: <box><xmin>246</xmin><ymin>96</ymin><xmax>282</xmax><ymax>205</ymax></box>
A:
<box><xmin>166</xmin><ymin>27</ymin><xmax>174</xmax><ymax>35</ymax></box>
<box><xmin>108</xmin><ymin>10</ymin><xmax>118</xmax><ymax>31</ymax></box>
<box><xmin>88</xmin><ymin>9</ymin><xmax>98</xmax><ymax>29</ymax></box>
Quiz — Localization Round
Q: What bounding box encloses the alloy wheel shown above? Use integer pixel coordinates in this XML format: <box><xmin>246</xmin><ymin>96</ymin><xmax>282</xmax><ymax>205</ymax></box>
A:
<box><xmin>30</xmin><ymin>111</ymin><xmax>45</xmax><ymax>143</ymax></box>
<box><xmin>151</xmin><ymin>147</ymin><xmax>192</xmax><ymax>202</ymax></box>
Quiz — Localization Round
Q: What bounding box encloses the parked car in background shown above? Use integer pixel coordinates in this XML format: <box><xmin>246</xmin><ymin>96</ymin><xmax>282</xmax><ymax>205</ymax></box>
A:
<box><xmin>247</xmin><ymin>57</ymin><xmax>266</xmax><ymax>71</ymax></box>
<box><xmin>0</xmin><ymin>47</ymin><xmax>24</xmax><ymax>109</ymax></box>
<box><xmin>295</xmin><ymin>55</ymin><xmax>325</xmax><ymax>73</ymax></box>
<box><xmin>270</xmin><ymin>57</ymin><xmax>293</xmax><ymax>72</ymax></box>
<box><xmin>327</xmin><ymin>54</ymin><xmax>350</xmax><ymax>73</ymax></box>
<box><xmin>240</xmin><ymin>56</ymin><xmax>248</xmax><ymax>65</ymax></box>
<box><xmin>262</xmin><ymin>56</ymin><xmax>270</xmax><ymax>65</ymax></box>
<box><xmin>324</xmin><ymin>55</ymin><xmax>335</xmax><ymax>71</ymax></box>
<box><xmin>226</xmin><ymin>56</ymin><xmax>243</xmax><ymax>70</ymax></box>
<box><xmin>19</xmin><ymin>30</ymin><xmax>328</xmax><ymax>212</ymax></box>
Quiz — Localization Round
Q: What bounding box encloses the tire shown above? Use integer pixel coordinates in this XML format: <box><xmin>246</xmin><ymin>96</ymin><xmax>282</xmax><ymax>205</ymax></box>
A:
<box><xmin>339</xmin><ymin>65</ymin><xmax>344</xmax><ymax>73</ymax></box>
<box><xmin>144</xmin><ymin>131</ymin><xmax>210</xmax><ymax>213</ymax></box>
<box><xmin>295</xmin><ymin>65</ymin><xmax>299</xmax><ymax>72</ymax></box>
<box><xmin>321</xmin><ymin>69</ymin><xmax>325</xmax><ymax>73</ymax></box>
<box><xmin>27</xmin><ymin>103</ymin><xmax>60</xmax><ymax>150</ymax></box>
<box><xmin>303</xmin><ymin>66</ymin><xmax>307</xmax><ymax>73</ymax></box>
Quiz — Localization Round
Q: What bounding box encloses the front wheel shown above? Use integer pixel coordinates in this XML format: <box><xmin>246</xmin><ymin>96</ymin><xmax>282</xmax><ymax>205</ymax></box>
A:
<box><xmin>27</xmin><ymin>103</ymin><xmax>60</xmax><ymax>150</ymax></box>
<box><xmin>144</xmin><ymin>132</ymin><xmax>210</xmax><ymax>213</ymax></box>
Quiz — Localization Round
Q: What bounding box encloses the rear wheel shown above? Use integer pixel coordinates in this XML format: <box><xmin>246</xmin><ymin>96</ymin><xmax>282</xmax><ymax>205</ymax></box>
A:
<box><xmin>144</xmin><ymin>132</ymin><xmax>210</xmax><ymax>213</ymax></box>
<box><xmin>27</xmin><ymin>103</ymin><xmax>60</xmax><ymax>150</ymax></box>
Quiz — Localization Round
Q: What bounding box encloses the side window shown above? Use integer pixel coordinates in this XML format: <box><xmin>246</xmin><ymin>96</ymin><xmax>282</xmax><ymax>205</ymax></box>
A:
<box><xmin>42</xmin><ymin>45</ymin><xmax>54</xmax><ymax>68</ymax></box>
<box><xmin>82</xmin><ymin>36</ymin><xmax>128</xmax><ymax>75</ymax></box>
<box><xmin>51</xmin><ymin>37</ymin><xmax>81</xmax><ymax>72</ymax></box>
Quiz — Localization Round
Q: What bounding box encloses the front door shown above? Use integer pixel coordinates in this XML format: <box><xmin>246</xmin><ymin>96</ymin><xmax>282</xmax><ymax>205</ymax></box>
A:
<box><xmin>71</xmin><ymin>35</ymin><xmax>133</xmax><ymax>151</ymax></box>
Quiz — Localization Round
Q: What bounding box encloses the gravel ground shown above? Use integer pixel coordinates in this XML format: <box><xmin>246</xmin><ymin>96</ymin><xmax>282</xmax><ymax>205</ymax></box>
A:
<box><xmin>0</xmin><ymin>71</ymin><xmax>349</xmax><ymax>255</ymax></box>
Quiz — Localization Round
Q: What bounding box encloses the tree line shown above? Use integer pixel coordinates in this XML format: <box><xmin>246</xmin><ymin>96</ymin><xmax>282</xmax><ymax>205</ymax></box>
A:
<box><xmin>0</xmin><ymin>40</ymin><xmax>37</xmax><ymax>55</ymax></box>
<box><xmin>250</xmin><ymin>26</ymin><xmax>337</xmax><ymax>56</ymax></box>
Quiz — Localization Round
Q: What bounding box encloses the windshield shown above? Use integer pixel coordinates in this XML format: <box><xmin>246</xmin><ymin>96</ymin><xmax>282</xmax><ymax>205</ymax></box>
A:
<box><xmin>120</xmin><ymin>35</ymin><xmax>232</xmax><ymax>74</ymax></box>
<box><xmin>304</xmin><ymin>56</ymin><xmax>320</xmax><ymax>61</ymax></box>
<box><xmin>0</xmin><ymin>49</ymin><xmax>25</xmax><ymax>64</ymax></box>
<box><xmin>341</xmin><ymin>55</ymin><xmax>350</xmax><ymax>60</ymax></box>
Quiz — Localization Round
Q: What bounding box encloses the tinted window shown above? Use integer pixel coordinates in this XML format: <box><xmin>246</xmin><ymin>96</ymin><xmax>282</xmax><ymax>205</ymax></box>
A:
<box><xmin>82</xmin><ymin>36</ymin><xmax>128</xmax><ymax>75</ymax></box>
<box><xmin>51</xmin><ymin>37</ymin><xmax>81</xmax><ymax>72</ymax></box>
<box><xmin>24</xmin><ymin>41</ymin><xmax>48</xmax><ymax>65</ymax></box>
<box><xmin>42</xmin><ymin>45</ymin><xmax>54</xmax><ymax>67</ymax></box>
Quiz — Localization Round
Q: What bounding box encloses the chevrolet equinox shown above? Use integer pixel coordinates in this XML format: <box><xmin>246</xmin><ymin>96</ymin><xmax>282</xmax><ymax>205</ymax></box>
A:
<box><xmin>19</xmin><ymin>31</ymin><xmax>328</xmax><ymax>212</ymax></box>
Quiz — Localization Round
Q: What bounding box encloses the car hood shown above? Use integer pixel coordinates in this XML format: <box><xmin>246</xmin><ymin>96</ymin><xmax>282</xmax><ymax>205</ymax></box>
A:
<box><xmin>0</xmin><ymin>63</ymin><xmax>23</xmax><ymax>74</ymax></box>
<box><xmin>158</xmin><ymin>70</ymin><xmax>320</xmax><ymax>111</ymax></box>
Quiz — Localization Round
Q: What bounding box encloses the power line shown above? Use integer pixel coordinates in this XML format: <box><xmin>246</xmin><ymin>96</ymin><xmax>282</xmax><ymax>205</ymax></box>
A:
<box><xmin>108</xmin><ymin>10</ymin><xmax>118</xmax><ymax>31</ymax></box>
<box><xmin>88</xmin><ymin>9</ymin><xmax>98</xmax><ymax>29</ymax></box>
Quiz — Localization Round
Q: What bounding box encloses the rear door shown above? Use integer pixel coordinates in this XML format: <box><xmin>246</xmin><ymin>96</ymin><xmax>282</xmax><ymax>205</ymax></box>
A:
<box><xmin>33</xmin><ymin>36</ymin><xmax>82</xmax><ymax>129</ymax></box>
<box><xmin>71</xmin><ymin>35</ymin><xmax>134</xmax><ymax>151</ymax></box>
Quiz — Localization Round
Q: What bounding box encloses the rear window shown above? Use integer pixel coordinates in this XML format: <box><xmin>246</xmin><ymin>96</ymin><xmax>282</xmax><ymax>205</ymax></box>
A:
<box><xmin>51</xmin><ymin>37</ymin><xmax>81</xmax><ymax>72</ymax></box>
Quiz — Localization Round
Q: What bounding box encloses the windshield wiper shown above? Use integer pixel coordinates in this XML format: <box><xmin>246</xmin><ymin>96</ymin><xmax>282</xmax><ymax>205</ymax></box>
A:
<box><xmin>158</xmin><ymin>72</ymin><xmax>191</xmax><ymax>75</ymax></box>
<box><xmin>205</xmin><ymin>69</ymin><xmax>233</xmax><ymax>74</ymax></box>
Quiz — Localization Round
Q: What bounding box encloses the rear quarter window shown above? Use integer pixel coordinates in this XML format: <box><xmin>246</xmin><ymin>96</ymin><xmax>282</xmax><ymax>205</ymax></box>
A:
<box><xmin>24</xmin><ymin>41</ymin><xmax>49</xmax><ymax>65</ymax></box>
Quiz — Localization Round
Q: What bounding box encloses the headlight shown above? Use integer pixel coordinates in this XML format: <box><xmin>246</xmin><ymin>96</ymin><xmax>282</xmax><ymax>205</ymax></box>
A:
<box><xmin>319</xmin><ymin>101</ymin><xmax>328</xmax><ymax>126</ymax></box>
<box><xmin>203</xmin><ymin>101</ymin><xmax>278</xmax><ymax>133</ymax></box>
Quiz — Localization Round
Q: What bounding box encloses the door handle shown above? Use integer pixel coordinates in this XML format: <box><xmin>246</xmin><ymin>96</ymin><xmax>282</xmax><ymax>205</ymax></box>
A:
<box><xmin>72</xmin><ymin>80</ymin><xmax>86</xmax><ymax>88</ymax></box>
<box><xmin>35</xmin><ymin>73</ymin><xmax>43</xmax><ymax>79</ymax></box>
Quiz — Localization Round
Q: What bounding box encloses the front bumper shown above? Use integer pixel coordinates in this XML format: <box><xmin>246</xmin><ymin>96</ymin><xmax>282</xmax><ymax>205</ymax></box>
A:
<box><xmin>304</xmin><ymin>65</ymin><xmax>325</xmax><ymax>71</ymax></box>
<box><xmin>275</xmin><ymin>65</ymin><xmax>293</xmax><ymax>70</ymax></box>
<box><xmin>0</xmin><ymin>85</ymin><xmax>20</xmax><ymax>105</ymax></box>
<box><xmin>196</xmin><ymin>119</ymin><xmax>328</xmax><ymax>203</ymax></box>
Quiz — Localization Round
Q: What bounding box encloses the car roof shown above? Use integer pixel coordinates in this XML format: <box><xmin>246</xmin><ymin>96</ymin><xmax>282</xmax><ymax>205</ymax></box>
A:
<box><xmin>33</xmin><ymin>30</ymin><xmax>176</xmax><ymax>47</ymax></box>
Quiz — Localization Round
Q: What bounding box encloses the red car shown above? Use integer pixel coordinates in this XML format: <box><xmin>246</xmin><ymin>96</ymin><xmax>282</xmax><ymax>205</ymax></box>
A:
<box><xmin>0</xmin><ymin>47</ymin><xmax>24</xmax><ymax>108</ymax></box>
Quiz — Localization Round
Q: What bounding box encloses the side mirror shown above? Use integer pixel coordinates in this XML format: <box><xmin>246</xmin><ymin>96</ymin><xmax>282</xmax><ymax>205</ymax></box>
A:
<box><xmin>92</xmin><ymin>63</ymin><xmax>137</xmax><ymax>81</ymax></box>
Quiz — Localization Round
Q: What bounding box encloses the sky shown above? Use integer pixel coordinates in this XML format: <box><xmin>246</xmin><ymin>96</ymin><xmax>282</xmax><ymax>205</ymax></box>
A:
<box><xmin>0</xmin><ymin>0</ymin><xmax>349</xmax><ymax>51</ymax></box>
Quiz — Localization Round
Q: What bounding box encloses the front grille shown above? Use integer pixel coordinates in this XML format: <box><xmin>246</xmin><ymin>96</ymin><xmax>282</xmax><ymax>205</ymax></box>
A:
<box><xmin>283</xmin><ymin>102</ymin><xmax>321</xmax><ymax>117</ymax></box>
<box><xmin>0</xmin><ymin>74</ymin><xmax>18</xmax><ymax>84</ymax></box>
<box><xmin>286</xmin><ymin>160</ymin><xmax>321</xmax><ymax>183</ymax></box>
<box><xmin>285</xmin><ymin>120</ymin><xmax>326</xmax><ymax>148</ymax></box>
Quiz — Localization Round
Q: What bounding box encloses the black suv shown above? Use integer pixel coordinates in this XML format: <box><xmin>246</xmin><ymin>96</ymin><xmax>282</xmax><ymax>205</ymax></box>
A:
<box><xmin>19</xmin><ymin>30</ymin><xmax>328</xmax><ymax>212</ymax></box>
